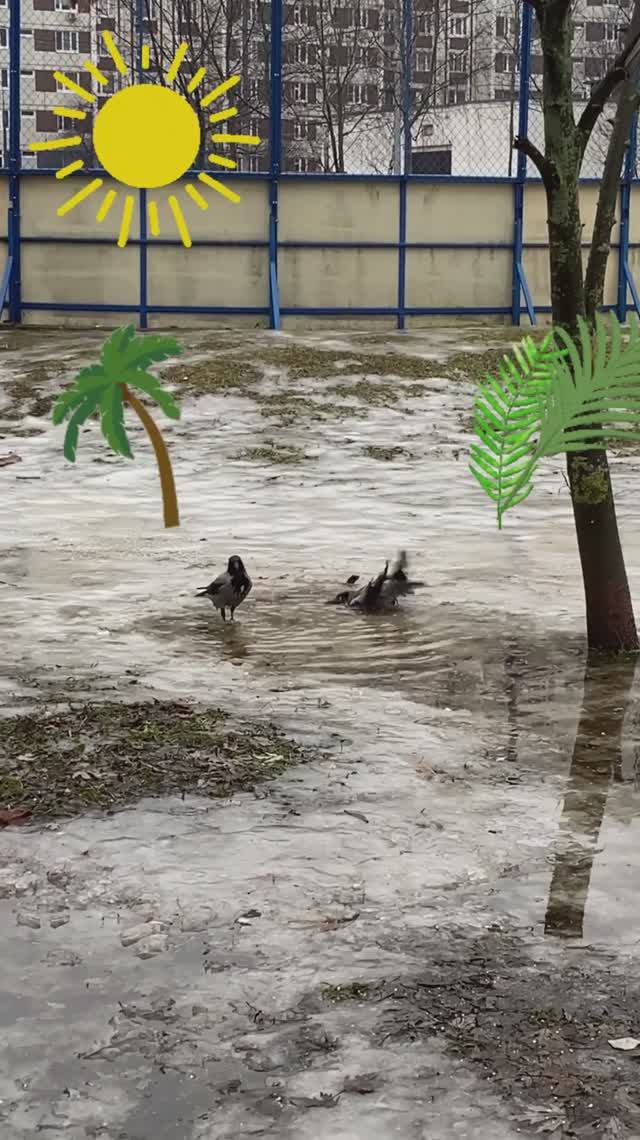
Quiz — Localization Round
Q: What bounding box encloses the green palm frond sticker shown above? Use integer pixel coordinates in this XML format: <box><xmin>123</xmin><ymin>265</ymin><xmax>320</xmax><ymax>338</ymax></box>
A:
<box><xmin>52</xmin><ymin>325</ymin><xmax>183</xmax><ymax>528</ymax></box>
<box><xmin>470</xmin><ymin>313</ymin><xmax>640</xmax><ymax>528</ymax></box>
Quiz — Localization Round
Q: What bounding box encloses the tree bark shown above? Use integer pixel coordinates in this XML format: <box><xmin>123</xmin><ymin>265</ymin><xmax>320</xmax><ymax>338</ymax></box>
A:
<box><xmin>122</xmin><ymin>384</ymin><xmax>180</xmax><ymax>529</ymax></box>
<box><xmin>537</xmin><ymin>0</ymin><xmax>638</xmax><ymax>652</ymax></box>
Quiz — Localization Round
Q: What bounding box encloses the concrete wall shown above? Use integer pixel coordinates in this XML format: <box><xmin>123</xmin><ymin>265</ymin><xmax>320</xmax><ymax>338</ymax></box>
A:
<box><xmin>0</xmin><ymin>173</ymin><xmax>622</xmax><ymax>327</ymax></box>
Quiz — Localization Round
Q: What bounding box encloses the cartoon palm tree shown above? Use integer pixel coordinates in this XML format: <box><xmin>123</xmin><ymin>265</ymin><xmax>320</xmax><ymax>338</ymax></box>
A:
<box><xmin>52</xmin><ymin>325</ymin><xmax>183</xmax><ymax>528</ymax></box>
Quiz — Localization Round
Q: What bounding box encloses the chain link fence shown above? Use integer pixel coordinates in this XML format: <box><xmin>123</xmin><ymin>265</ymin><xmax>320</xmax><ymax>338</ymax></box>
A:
<box><xmin>13</xmin><ymin>0</ymin><xmax>272</xmax><ymax>174</ymax></box>
<box><xmin>2</xmin><ymin>0</ymin><xmax>531</xmax><ymax>179</ymax></box>
<box><xmin>279</xmin><ymin>0</ymin><xmax>524</xmax><ymax>175</ymax></box>
<box><xmin>5</xmin><ymin>0</ymin><xmax>640</xmax><ymax>179</ymax></box>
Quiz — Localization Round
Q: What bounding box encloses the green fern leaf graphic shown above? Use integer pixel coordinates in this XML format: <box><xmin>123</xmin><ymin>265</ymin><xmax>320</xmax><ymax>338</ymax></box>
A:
<box><xmin>536</xmin><ymin>314</ymin><xmax>640</xmax><ymax>458</ymax></box>
<box><xmin>469</xmin><ymin>333</ymin><xmax>564</xmax><ymax>527</ymax></box>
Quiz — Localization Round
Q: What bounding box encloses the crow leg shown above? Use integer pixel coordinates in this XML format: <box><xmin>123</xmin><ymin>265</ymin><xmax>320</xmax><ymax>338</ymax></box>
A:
<box><xmin>221</xmin><ymin>608</ymin><xmax>227</xmax><ymax>622</ymax></box>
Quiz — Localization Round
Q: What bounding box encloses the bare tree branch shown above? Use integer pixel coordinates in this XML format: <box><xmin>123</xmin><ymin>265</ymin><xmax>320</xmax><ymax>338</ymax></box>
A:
<box><xmin>578</xmin><ymin>28</ymin><xmax>640</xmax><ymax>145</ymax></box>
<box><xmin>512</xmin><ymin>134</ymin><xmax>559</xmax><ymax>191</ymax></box>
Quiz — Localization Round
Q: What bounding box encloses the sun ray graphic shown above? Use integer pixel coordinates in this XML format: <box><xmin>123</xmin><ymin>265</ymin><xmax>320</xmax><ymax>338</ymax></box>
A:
<box><xmin>30</xmin><ymin>43</ymin><xmax>260</xmax><ymax>250</ymax></box>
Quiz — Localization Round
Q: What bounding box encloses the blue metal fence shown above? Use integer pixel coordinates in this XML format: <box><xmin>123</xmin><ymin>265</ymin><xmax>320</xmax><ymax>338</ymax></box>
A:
<box><xmin>3</xmin><ymin>0</ymin><xmax>640</xmax><ymax>330</ymax></box>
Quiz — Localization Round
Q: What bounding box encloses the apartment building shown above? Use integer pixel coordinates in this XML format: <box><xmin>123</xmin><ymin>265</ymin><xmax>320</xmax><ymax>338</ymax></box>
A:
<box><xmin>414</xmin><ymin>0</ymin><xmax>633</xmax><ymax>173</ymax></box>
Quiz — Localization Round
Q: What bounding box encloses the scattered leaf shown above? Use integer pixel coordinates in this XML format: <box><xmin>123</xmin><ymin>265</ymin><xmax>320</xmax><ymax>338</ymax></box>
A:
<box><xmin>0</xmin><ymin>807</ymin><xmax>32</xmax><ymax>827</ymax></box>
<box><xmin>608</xmin><ymin>1037</ymin><xmax>640</xmax><ymax>1051</ymax></box>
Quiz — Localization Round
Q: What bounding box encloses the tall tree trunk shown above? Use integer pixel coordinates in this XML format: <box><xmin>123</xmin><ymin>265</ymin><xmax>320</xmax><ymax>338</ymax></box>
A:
<box><xmin>539</xmin><ymin>1</ymin><xmax>638</xmax><ymax>652</ymax></box>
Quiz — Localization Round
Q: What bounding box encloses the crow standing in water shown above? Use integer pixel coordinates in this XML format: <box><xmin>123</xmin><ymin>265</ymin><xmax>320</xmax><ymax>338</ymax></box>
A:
<box><xmin>196</xmin><ymin>555</ymin><xmax>253</xmax><ymax>621</ymax></box>
<box><xmin>328</xmin><ymin>550</ymin><xmax>424</xmax><ymax>613</ymax></box>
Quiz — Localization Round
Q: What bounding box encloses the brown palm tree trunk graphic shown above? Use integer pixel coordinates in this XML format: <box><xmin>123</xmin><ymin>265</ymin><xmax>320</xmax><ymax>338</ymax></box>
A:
<box><xmin>122</xmin><ymin>384</ymin><xmax>180</xmax><ymax>529</ymax></box>
<box><xmin>544</xmin><ymin>654</ymin><xmax>638</xmax><ymax>939</ymax></box>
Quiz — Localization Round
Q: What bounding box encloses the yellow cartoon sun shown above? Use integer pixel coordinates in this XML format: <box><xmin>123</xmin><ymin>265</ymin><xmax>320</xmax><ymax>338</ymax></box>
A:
<box><xmin>29</xmin><ymin>32</ymin><xmax>261</xmax><ymax>249</ymax></box>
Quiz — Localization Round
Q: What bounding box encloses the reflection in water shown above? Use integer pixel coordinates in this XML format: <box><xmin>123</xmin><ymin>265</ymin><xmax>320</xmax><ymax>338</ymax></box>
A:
<box><xmin>502</xmin><ymin>644</ymin><xmax>528</xmax><ymax>764</ymax></box>
<box><xmin>544</xmin><ymin>654</ymin><xmax>638</xmax><ymax>939</ymax></box>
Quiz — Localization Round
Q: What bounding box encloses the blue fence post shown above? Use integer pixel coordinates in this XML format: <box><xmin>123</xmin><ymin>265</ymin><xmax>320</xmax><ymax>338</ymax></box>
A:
<box><xmin>268</xmin><ymin>0</ymin><xmax>282</xmax><ymax>330</ymax></box>
<box><xmin>7</xmin><ymin>0</ymin><xmax>21</xmax><ymax>324</ymax></box>
<box><xmin>511</xmin><ymin>0</ymin><xmax>533</xmax><ymax>327</ymax></box>
<box><xmin>136</xmin><ymin>0</ymin><xmax>148</xmax><ymax>330</ymax></box>
<box><xmin>397</xmin><ymin>0</ymin><xmax>412</xmax><ymax>330</ymax></box>
<box><xmin>617</xmin><ymin>112</ymin><xmax>637</xmax><ymax>323</ymax></box>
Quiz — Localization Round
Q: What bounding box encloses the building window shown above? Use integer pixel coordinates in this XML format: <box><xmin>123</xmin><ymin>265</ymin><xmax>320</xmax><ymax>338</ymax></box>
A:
<box><xmin>292</xmin><ymin>80</ymin><xmax>311</xmax><ymax>102</ymax></box>
<box><xmin>55</xmin><ymin>31</ymin><xmax>79</xmax><ymax>52</ymax></box>
<box><xmin>347</xmin><ymin>83</ymin><xmax>366</xmax><ymax>103</ymax></box>
<box><xmin>292</xmin><ymin>157</ymin><xmax>309</xmax><ymax>172</ymax></box>
<box><xmin>293</xmin><ymin>4</ymin><xmax>302</xmax><ymax>25</ymax></box>
<box><xmin>357</xmin><ymin>45</ymin><xmax>376</xmax><ymax>66</ymax></box>
<box><xmin>417</xmin><ymin>12</ymin><xmax>433</xmax><ymax>34</ymax></box>
<box><xmin>494</xmin><ymin>52</ymin><xmax>515</xmax><ymax>74</ymax></box>
<box><xmin>450</xmin><ymin>15</ymin><xmax>468</xmax><ymax>36</ymax></box>
<box><xmin>295</xmin><ymin>42</ymin><xmax>309</xmax><ymax>64</ymax></box>
<box><xmin>55</xmin><ymin>0</ymin><xmax>78</xmax><ymax>9</ymax></box>
<box><xmin>449</xmin><ymin>51</ymin><xmax>468</xmax><ymax>72</ymax></box>
<box><xmin>448</xmin><ymin>87</ymin><xmax>467</xmax><ymax>104</ymax></box>
<box><xmin>415</xmin><ymin>50</ymin><xmax>429</xmax><ymax>72</ymax></box>
<box><xmin>0</xmin><ymin>68</ymin><xmax>7</xmax><ymax>89</ymax></box>
<box><xmin>0</xmin><ymin>29</ymin><xmax>7</xmax><ymax>48</ymax></box>
<box><xmin>496</xmin><ymin>16</ymin><xmax>517</xmax><ymax>37</ymax></box>
<box><xmin>56</xmin><ymin>71</ymin><xmax>80</xmax><ymax>90</ymax></box>
<box><xmin>293</xmin><ymin>120</ymin><xmax>305</xmax><ymax>139</ymax></box>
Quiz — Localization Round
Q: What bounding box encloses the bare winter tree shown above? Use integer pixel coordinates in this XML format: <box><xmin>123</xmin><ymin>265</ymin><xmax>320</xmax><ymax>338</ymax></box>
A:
<box><xmin>513</xmin><ymin>0</ymin><xmax>640</xmax><ymax>652</ymax></box>
<box><xmin>280</xmin><ymin>0</ymin><xmax>384</xmax><ymax>171</ymax></box>
<box><xmin>371</xmin><ymin>0</ymin><xmax>499</xmax><ymax>173</ymax></box>
<box><xmin>96</xmin><ymin>0</ymin><xmax>271</xmax><ymax>169</ymax></box>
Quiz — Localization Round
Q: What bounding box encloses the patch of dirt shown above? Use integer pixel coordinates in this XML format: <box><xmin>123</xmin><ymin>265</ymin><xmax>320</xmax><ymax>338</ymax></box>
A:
<box><xmin>0</xmin><ymin>698</ymin><xmax>312</xmax><ymax>820</ymax></box>
<box><xmin>295</xmin><ymin>932</ymin><xmax>640</xmax><ymax>1140</ymax></box>
<box><xmin>322</xmin><ymin>982</ymin><xmax>371</xmax><ymax>1003</ymax></box>
<box><xmin>363</xmin><ymin>445</ymin><xmax>410</xmax><ymax>461</ymax></box>
<box><xmin>164</xmin><ymin>356</ymin><xmax>262</xmax><ymax>397</ymax></box>
<box><xmin>330</xmin><ymin>379</ymin><xmax>428</xmax><ymax>407</ymax></box>
<box><xmin>2</xmin><ymin>362</ymin><xmax>66</xmax><ymax>421</ymax></box>
<box><xmin>238</xmin><ymin>440</ymin><xmax>311</xmax><ymax>465</ymax></box>
<box><xmin>253</xmin><ymin>345</ymin><xmax>443</xmax><ymax>382</ymax></box>
<box><xmin>254</xmin><ymin>392</ymin><xmax>365</xmax><ymax>425</ymax></box>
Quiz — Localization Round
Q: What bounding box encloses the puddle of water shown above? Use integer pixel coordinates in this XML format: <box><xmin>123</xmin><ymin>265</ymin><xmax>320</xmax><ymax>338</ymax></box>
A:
<box><xmin>2</xmin><ymin>327</ymin><xmax>640</xmax><ymax>1137</ymax></box>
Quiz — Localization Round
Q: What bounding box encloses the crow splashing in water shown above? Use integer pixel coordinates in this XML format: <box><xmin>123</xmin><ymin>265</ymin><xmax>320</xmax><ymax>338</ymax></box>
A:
<box><xmin>327</xmin><ymin>551</ymin><xmax>424</xmax><ymax>613</ymax></box>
